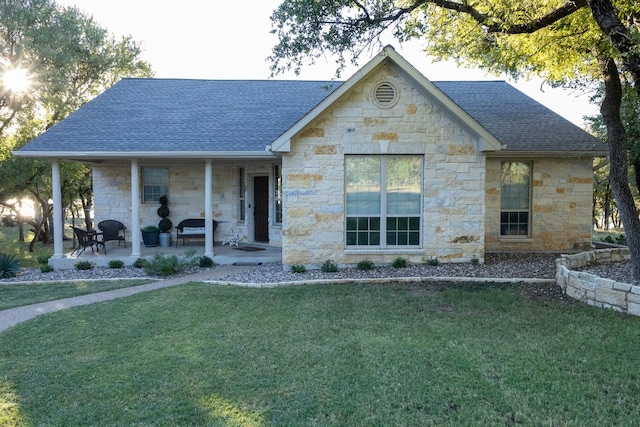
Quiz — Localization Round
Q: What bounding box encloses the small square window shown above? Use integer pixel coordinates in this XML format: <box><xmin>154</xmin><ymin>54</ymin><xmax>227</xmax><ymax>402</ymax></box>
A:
<box><xmin>142</xmin><ymin>167</ymin><xmax>169</xmax><ymax>203</ymax></box>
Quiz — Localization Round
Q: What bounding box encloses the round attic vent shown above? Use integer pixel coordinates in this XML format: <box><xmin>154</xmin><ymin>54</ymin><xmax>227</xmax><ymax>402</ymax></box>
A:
<box><xmin>373</xmin><ymin>82</ymin><xmax>398</xmax><ymax>107</ymax></box>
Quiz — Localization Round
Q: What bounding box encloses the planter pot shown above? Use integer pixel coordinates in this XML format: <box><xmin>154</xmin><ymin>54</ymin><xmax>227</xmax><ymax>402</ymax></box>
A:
<box><xmin>159</xmin><ymin>232</ymin><xmax>171</xmax><ymax>248</ymax></box>
<box><xmin>141</xmin><ymin>230</ymin><xmax>160</xmax><ymax>247</ymax></box>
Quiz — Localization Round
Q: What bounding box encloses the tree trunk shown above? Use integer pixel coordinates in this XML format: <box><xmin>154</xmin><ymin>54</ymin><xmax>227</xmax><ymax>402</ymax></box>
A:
<box><xmin>604</xmin><ymin>184</ymin><xmax>611</xmax><ymax>230</ymax></box>
<box><xmin>599</xmin><ymin>56</ymin><xmax>640</xmax><ymax>278</ymax></box>
<box><xmin>589</xmin><ymin>0</ymin><xmax>640</xmax><ymax>279</ymax></box>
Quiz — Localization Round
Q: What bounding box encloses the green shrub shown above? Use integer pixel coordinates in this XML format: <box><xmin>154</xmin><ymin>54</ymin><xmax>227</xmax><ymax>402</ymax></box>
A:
<box><xmin>199</xmin><ymin>256</ymin><xmax>214</xmax><ymax>268</ymax></box>
<box><xmin>40</xmin><ymin>264</ymin><xmax>54</xmax><ymax>273</ymax></box>
<box><xmin>74</xmin><ymin>261</ymin><xmax>94</xmax><ymax>271</ymax></box>
<box><xmin>36</xmin><ymin>254</ymin><xmax>51</xmax><ymax>265</ymax></box>
<box><xmin>616</xmin><ymin>234</ymin><xmax>627</xmax><ymax>245</ymax></box>
<box><xmin>108</xmin><ymin>260</ymin><xmax>124</xmax><ymax>269</ymax></box>
<box><xmin>357</xmin><ymin>259</ymin><xmax>375</xmax><ymax>271</ymax></box>
<box><xmin>424</xmin><ymin>257</ymin><xmax>439</xmax><ymax>266</ymax></box>
<box><xmin>144</xmin><ymin>253</ymin><xmax>197</xmax><ymax>277</ymax></box>
<box><xmin>392</xmin><ymin>257</ymin><xmax>408</xmax><ymax>268</ymax></box>
<box><xmin>0</xmin><ymin>253</ymin><xmax>21</xmax><ymax>278</ymax></box>
<box><xmin>604</xmin><ymin>235</ymin><xmax>614</xmax><ymax>243</ymax></box>
<box><xmin>133</xmin><ymin>258</ymin><xmax>147</xmax><ymax>268</ymax></box>
<box><xmin>471</xmin><ymin>255</ymin><xmax>479</xmax><ymax>266</ymax></box>
<box><xmin>321</xmin><ymin>259</ymin><xmax>338</xmax><ymax>273</ymax></box>
<box><xmin>291</xmin><ymin>264</ymin><xmax>306</xmax><ymax>273</ymax></box>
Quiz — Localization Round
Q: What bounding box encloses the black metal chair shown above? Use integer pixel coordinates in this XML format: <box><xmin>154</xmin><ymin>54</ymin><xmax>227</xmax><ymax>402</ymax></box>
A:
<box><xmin>97</xmin><ymin>220</ymin><xmax>127</xmax><ymax>248</ymax></box>
<box><xmin>70</xmin><ymin>226</ymin><xmax>106</xmax><ymax>256</ymax></box>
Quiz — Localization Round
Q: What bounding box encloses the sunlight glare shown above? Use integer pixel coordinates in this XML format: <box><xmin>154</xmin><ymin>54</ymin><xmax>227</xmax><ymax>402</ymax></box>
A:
<box><xmin>2</xmin><ymin>68</ymin><xmax>31</xmax><ymax>93</ymax></box>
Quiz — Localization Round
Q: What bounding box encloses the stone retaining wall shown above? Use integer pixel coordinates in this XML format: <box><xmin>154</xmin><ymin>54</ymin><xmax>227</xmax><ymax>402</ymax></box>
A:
<box><xmin>556</xmin><ymin>248</ymin><xmax>639</xmax><ymax>315</ymax></box>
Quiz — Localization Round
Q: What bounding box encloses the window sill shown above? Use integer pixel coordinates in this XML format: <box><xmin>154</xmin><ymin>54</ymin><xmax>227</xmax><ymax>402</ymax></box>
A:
<box><xmin>499</xmin><ymin>237</ymin><xmax>532</xmax><ymax>243</ymax></box>
<box><xmin>345</xmin><ymin>248</ymin><xmax>423</xmax><ymax>255</ymax></box>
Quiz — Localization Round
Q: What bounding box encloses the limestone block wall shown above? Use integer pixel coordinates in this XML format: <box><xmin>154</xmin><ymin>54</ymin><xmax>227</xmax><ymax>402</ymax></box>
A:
<box><xmin>93</xmin><ymin>162</ymin><xmax>280</xmax><ymax>244</ymax></box>
<box><xmin>556</xmin><ymin>249</ymin><xmax>639</xmax><ymax>315</ymax></box>
<box><xmin>485</xmin><ymin>157</ymin><xmax>593</xmax><ymax>252</ymax></box>
<box><xmin>281</xmin><ymin>63</ymin><xmax>486</xmax><ymax>267</ymax></box>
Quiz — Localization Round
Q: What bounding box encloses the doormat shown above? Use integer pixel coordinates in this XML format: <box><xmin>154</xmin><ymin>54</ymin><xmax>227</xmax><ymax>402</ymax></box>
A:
<box><xmin>234</xmin><ymin>246</ymin><xmax>265</xmax><ymax>252</ymax></box>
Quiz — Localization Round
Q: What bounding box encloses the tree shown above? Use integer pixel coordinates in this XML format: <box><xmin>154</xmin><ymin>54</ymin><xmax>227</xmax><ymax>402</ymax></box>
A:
<box><xmin>587</xmin><ymin>83</ymin><xmax>640</xmax><ymax>231</ymax></box>
<box><xmin>269</xmin><ymin>0</ymin><xmax>640</xmax><ymax>278</ymax></box>
<box><xmin>0</xmin><ymin>0</ymin><xmax>152</xmax><ymax>249</ymax></box>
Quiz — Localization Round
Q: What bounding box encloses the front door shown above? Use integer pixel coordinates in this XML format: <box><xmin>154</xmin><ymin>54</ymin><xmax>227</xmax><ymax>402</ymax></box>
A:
<box><xmin>254</xmin><ymin>176</ymin><xmax>269</xmax><ymax>242</ymax></box>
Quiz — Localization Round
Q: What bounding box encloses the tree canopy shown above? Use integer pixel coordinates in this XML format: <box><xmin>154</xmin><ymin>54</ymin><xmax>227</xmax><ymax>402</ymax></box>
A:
<box><xmin>0</xmin><ymin>0</ymin><xmax>152</xmax><ymax>248</ymax></box>
<box><xmin>269</xmin><ymin>0</ymin><xmax>640</xmax><ymax>277</ymax></box>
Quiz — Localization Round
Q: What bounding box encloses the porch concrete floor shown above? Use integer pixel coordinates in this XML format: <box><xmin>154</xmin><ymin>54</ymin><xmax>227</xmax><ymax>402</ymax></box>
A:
<box><xmin>51</xmin><ymin>241</ymin><xmax>282</xmax><ymax>269</ymax></box>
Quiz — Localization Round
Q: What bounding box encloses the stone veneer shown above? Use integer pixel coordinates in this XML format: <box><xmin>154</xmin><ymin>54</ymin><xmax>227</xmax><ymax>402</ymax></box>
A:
<box><xmin>485</xmin><ymin>157</ymin><xmax>594</xmax><ymax>252</ymax></box>
<box><xmin>281</xmin><ymin>63</ymin><xmax>486</xmax><ymax>267</ymax></box>
<box><xmin>556</xmin><ymin>248</ymin><xmax>639</xmax><ymax>316</ymax></box>
<box><xmin>92</xmin><ymin>161</ymin><xmax>282</xmax><ymax>246</ymax></box>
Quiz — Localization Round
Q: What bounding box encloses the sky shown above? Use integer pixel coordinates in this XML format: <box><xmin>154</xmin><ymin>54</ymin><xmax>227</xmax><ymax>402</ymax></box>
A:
<box><xmin>56</xmin><ymin>0</ymin><xmax>598</xmax><ymax>127</ymax></box>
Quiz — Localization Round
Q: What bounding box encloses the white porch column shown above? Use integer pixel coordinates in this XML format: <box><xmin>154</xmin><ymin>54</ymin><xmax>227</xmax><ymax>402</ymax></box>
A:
<box><xmin>130</xmin><ymin>159</ymin><xmax>141</xmax><ymax>258</ymax></box>
<box><xmin>204</xmin><ymin>159</ymin><xmax>214</xmax><ymax>257</ymax></box>
<box><xmin>51</xmin><ymin>159</ymin><xmax>64</xmax><ymax>258</ymax></box>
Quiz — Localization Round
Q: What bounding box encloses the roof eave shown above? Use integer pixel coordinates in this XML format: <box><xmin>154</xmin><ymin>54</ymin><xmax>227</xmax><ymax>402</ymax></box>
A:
<box><xmin>12</xmin><ymin>150</ymin><xmax>279</xmax><ymax>160</ymax></box>
<box><xmin>486</xmin><ymin>149</ymin><xmax>609</xmax><ymax>158</ymax></box>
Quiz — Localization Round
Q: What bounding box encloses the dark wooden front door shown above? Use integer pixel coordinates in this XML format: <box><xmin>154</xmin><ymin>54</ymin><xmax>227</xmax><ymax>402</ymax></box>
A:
<box><xmin>254</xmin><ymin>176</ymin><xmax>269</xmax><ymax>242</ymax></box>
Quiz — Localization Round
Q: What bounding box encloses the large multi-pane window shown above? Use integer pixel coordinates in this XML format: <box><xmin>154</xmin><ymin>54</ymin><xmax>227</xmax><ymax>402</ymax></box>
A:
<box><xmin>142</xmin><ymin>167</ymin><xmax>169</xmax><ymax>203</ymax></box>
<box><xmin>274</xmin><ymin>165</ymin><xmax>282</xmax><ymax>224</ymax></box>
<box><xmin>500</xmin><ymin>162</ymin><xmax>531</xmax><ymax>236</ymax></box>
<box><xmin>346</xmin><ymin>156</ymin><xmax>422</xmax><ymax>247</ymax></box>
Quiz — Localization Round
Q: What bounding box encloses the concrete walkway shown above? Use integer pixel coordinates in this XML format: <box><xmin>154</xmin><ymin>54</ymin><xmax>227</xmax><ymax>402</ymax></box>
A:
<box><xmin>0</xmin><ymin>265</ymin><xmax>260</xmax><ymax>333</ymax></box>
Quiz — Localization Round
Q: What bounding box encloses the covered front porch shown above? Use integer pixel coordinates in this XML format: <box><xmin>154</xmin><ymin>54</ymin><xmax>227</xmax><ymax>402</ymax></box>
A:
<box><xmin>42</xmin><ymin>153</ymin><xmax>283</xmax><ymax>270</ymax></box>
<box><xmin>50</xmin><ymin>240</ymin><xmax>282</xmax><ymax>270</ymax></box>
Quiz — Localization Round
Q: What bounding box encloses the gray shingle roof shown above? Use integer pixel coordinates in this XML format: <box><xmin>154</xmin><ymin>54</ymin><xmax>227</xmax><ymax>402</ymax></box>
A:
<box><xmin>19</xmin><ymin>78</ymin><xmax>341</xmax><ymax>153</ymax></box>
<box><xmin>434</xmin><ymin>81</ymin><xmax>604</xmax><ymax>153</ymax></box>
<box><xmin>17</xmin><ymin>78</ymin><xmax>605</xmax><ymax>156</ymax></box>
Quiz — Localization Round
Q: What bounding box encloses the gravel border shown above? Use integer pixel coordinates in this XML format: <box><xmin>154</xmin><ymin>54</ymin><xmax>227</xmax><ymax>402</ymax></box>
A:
<box><xmin>1</xmin><ymin>252</ymin><xmax>634</xmax><ymax>286</ymax></box>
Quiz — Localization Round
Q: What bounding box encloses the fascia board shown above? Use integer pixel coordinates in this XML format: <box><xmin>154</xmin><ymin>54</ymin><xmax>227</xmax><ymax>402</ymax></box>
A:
<box><xmin>12</xmin><ymin>150</ymin><xmax>280</xmax><ymax>160</ymax></box>
<box><xmin>388</xmin><ymin>55</ymin><xmax>503</xmax><ymax>152</ymax></box>
<box><xmin>269</xmin><ymin>49</ymin><xmax>392</xmax><ymax>153</ymax></box>
<box><xmin>270</xmin><ymin>45</ymin><xmax>503</xmax><ymax>153</ymax></box>
<box><xmin>485</xmin><ymin>150</ymin><xmax>609</xmax><ymax>158</ymax></box>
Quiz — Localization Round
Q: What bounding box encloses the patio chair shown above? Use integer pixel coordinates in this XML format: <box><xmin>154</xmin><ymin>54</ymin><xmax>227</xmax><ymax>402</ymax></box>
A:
<box><xmin>97</xmin><ymin>220</ymin><xmax>127</xmax><ymax>248</ymax></box>
<box><xmin>70</xmin><ymin>226</ymin><xmax>106</xmax><ymax>256</ymax></box>
<box><xmin>220</xmin><ymin>223</ymin><xmax>239</xmax><ymax>247</ymax></box>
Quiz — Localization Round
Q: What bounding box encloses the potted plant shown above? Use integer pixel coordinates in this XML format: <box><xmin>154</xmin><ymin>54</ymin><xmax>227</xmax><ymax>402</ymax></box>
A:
<box><xmin>157</xmin><ymin>194</ymin><xmax>173</xmax><ymax>248</ymax></box>
<box><xmin>141</xmin><ymin>225</ymin><xmax>160</xmax><ymax>247</ymax></box>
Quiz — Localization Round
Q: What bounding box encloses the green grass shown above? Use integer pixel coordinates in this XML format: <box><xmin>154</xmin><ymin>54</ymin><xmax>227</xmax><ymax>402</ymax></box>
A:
<box><xmin>0</xmin><ymin>279</ymin><xmax>153</xmax><ymax>310</ymax></box>
<box><xmin>0</xmin><ymin>224</ymin><xmax>74</xmax><ymax>268</ymax></box>
<box><xmin>1</xmin><ymin>282</ymin><xmax>640</xmax><ymax>426</ymax></box>
<box><xmin>593</xmin><ymin>227</ymin><xmax>626</xmax><ymax>243</ymax></box>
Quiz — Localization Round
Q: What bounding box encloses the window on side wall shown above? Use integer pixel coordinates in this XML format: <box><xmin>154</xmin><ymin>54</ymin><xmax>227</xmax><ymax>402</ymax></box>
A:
<box><xmin>142</xmin><ymin>167</ymin><xmax>169</xmax><ymax>203</ymax></box>
<box><xmin>239</xmin><ymin>167</ymin><xmax>245</xmax><ymax>222</ymax></box>
<box><xmin>500</xmin><ymin>161</ymin><xmax>531</xmax><ymax>237</ymax></box>
<box><xmin>345</xmin><ymin>156</ymin><xmax>422</xmax><ymax>247</ymax></box>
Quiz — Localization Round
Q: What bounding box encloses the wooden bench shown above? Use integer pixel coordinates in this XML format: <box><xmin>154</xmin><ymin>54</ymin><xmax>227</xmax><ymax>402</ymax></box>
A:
<box><xmin>175</xmin><ymin>219</ymin><xmax>217</xmax><ymax>247</ymax></box>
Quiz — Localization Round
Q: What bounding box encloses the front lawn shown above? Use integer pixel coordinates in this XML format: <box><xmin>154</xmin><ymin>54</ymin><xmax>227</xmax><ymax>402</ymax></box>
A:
<box><xmin>1</xmin><ymin>282</ymin><xmax>639</xmax><ymax>426</ymax></box>
<box><xmin>0</xmin><ymin>279</ymin><xmax>153</xmax><ymax>310</ymax></box>
<box><xmin>0</xmin><ymin>224</ymin><xmax>73</xmax><ymax>268</ymax></box>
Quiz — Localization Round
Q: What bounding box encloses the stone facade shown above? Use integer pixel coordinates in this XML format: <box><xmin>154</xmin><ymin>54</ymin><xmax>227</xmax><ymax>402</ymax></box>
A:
<box><xmin>485</xmin><ymin>157</ymin><xmax>594</xmax><ymax>252</ymax></box>
<box><xmin>556</xmin><ymin>249</ymin><xmax>639</xmax><ymax>316</ymax></box>
<box><xmin>281</xmin><ymin>64</ymin><xmax>486</xmax><ymax>267</ymax></box>
<box><xmin>93</xmin><ymin>161</ymin><xmax>282</xmax><ymax>246</ymax></box>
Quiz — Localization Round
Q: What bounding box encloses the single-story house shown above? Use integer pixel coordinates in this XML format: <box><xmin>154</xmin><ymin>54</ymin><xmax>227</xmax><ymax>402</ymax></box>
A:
<box><xmin>15</xmin><ymin>46</ymin><xmax>607</xmax><ymax>268</ymax></box>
